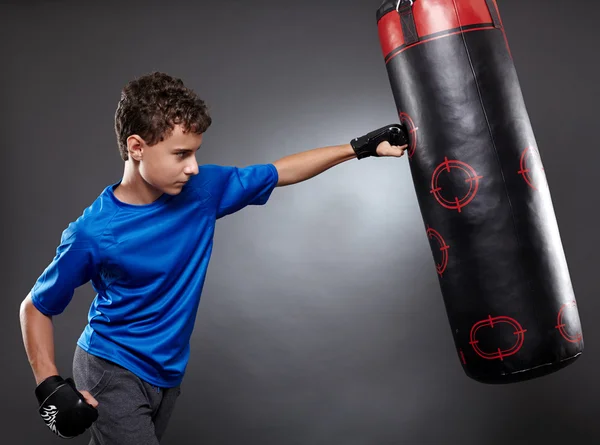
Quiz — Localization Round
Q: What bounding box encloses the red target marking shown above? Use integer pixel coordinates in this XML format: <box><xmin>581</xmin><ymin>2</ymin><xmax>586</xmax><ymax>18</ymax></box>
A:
<box><xmin>398</xmin><ymin>112</ymin><xmax>418</xmax><ymax>158</ymax></box>
<box><xmin>430</xmin><ymin>157</ymin><xmax>483</xmax><ymax>212</ymax></box>
<box><xmin>459</xmin><ymin>349</ymin><xmax>466</xmax><ymax>365</ymax></box>
<box><xmin>518</xmin><ymin>146</ymin><xmax>545</xmax><ymax>190</ymax></box>
<box><xmin>555</xmin><ymin>301</ymin><xmax>582</xmax><ymax>343</ymax></box>
<box><xmin>469</xmin><ymin>315</ymin><xmax>527</xmax><ymax>361</ymax></box>
<box><xmin>426</xmin><ymin>226</ymin><xmax>449</xmax><ymax>276</ymax></box>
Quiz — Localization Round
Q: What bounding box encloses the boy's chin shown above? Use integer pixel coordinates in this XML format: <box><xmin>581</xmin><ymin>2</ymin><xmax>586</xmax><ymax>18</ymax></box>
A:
<box><xmin>165</xmin><ymin>183</ymin><xmax>186</xmax><ymax>195</ymax></box>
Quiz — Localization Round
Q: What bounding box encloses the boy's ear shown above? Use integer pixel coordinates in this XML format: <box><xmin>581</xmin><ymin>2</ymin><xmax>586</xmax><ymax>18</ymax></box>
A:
<box><xmin>126</xmin><ymin>135</ymin><xmax>144</xmax><ymax>161</ymax></box>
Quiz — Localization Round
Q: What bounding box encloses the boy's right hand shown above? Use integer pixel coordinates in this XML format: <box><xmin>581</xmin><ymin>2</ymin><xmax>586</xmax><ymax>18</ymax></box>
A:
<box><xmin>79</xmin><ymin>390</ymin><xmax>99</xmax><ymax>408</ymax></box>
<box><xmin>35</xmin><ymin>375</ymin><xmax>99</xmax><ymax>438</ymax></box>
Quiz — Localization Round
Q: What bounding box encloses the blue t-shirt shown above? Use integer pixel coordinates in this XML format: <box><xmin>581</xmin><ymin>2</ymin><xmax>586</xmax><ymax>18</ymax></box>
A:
<box><xmin>30</xmin><ymin>163</ymin><xmax>279</xmax><ymax>388</ymax></box>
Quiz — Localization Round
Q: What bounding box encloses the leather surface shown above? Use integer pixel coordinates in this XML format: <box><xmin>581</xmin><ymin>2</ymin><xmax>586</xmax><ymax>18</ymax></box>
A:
<box><xmin>377</xmin><ymin>0</ymin><xmax>583</xmax><ymax>383</ymax></box>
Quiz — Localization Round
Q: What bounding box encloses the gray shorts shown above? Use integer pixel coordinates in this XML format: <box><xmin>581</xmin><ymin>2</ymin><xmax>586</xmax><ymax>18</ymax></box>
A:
<box><xmin>72</xmin><ymin>345</ymin><xmax>181</xmax><ymax>445</ymax></box>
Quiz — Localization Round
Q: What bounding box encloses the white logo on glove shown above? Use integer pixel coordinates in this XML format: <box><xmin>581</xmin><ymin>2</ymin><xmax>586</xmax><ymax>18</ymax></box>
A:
<box><xmin>41</xmin><ymin>405</ymin><xmax>71</xmax><ymax>439</ymax></box>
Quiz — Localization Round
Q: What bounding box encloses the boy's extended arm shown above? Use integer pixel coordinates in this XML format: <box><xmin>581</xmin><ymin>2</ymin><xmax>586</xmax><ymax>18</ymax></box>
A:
<box><xmin>19</xmin><ymin>293</ymin><xmax>59</xmax><ymax>385</ymax></box>
<box><xmin>272</xmin><ymin>125</ymin><xmax>408</xmax><ymax>187</ymax></box>
<box><xmin>273</xmin><ymin>143</ymin><xmax>357</xmax><ymax>187</ymax></box>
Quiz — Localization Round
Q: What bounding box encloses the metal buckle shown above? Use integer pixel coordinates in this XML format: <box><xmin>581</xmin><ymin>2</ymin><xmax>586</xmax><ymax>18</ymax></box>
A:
<box><xmin>396</xmin><ymin>0</ymin><xmax>414</xmax><ymax>11</ymax></box>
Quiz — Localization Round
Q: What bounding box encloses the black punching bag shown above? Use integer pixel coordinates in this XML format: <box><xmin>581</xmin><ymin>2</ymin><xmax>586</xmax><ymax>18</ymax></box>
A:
<box><xmin>376</xmin><ymin>0</ymin><xmax>583</xmax><ymax>383</ymax></box>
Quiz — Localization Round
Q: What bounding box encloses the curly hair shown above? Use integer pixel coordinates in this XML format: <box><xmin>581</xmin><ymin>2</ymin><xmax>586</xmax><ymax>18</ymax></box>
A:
<box><xmin>114</xmin><ymin>72</ymin><xmax>212</xmax><ymax>161</ymax></box>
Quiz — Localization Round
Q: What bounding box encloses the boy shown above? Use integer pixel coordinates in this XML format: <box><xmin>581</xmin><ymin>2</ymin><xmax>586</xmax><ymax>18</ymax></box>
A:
<box><xmin>19</xmin><ymin>71</ymin><xmax>407</xmax><ymax>444</ymax></box>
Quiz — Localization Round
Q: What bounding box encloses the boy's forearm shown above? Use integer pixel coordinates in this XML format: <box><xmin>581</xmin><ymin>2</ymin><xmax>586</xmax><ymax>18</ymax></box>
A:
<box><xmin>19</xmin><ymin>293</ymin><xmax>59</xmax><ymax>385</ymax></box>
<box><xmin>273</xmin><ymin>143</ymin><xmax>356</xmax><ymax>187</ymax></box>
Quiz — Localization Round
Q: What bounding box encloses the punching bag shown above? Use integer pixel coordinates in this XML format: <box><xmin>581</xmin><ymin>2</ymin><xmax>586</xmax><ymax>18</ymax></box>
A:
<box><xmin>376</xmin><ymin>0</ymin><xmax>583</xmax><ymax>383</ymax></box>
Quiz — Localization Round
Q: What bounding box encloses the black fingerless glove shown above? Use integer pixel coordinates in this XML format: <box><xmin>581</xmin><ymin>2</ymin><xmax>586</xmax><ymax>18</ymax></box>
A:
<box><xmin>35</xmin><ymin>375</ymin><xmax>98</xmax><ymax>438</ymax></box>
<box><xmin>350</xmin><ymin>124</ymin><xmax>408</xmax><ymax>159</ymax></box>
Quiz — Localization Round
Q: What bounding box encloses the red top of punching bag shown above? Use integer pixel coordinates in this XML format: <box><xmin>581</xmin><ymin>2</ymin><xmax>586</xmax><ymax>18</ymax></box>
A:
<box><xmin>376</xmin><ymin>0</ymin><xmax>505</xmax><ymax>62</ymax></box>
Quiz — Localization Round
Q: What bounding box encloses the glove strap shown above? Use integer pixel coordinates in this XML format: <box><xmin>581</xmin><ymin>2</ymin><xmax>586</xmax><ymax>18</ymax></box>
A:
<box><xmin>35</xmin><ymin>375</ymin><xmax>65</xmax><ymax>406</ymax></box>
<box><xmin>350</xmin><ymin>134</ymin><xmax>381</xmax><ymax>160</ymax></box>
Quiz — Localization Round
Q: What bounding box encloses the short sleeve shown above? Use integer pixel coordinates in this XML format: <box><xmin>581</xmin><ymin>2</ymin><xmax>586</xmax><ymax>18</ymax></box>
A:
<box><xmin>30</xmin><ymin>223</ymin><xmax>96</xmax><ymax>316</ymax></box>
<box><xmin>216</xmin><ymin>164</ymin><xmax>279</xmax><ymax>219</ymax></box>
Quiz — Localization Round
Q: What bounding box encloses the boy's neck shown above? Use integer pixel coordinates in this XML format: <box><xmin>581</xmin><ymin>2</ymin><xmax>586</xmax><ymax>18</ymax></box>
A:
<box><xmin>113</xmin><ymin>164</ymin><xmax>163</xmax><ymax>205</ymax></box>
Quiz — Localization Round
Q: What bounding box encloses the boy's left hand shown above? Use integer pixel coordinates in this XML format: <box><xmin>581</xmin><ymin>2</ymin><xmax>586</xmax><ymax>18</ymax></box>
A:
<box><xmin>350</xmin><ymin>123</ymin><xmax>409</xmax><ymax>159</ymax></box>
<box><xmin>376</xmin><ymin>140</ymin><xmax>408</xmax><ymax>157</ymax></box>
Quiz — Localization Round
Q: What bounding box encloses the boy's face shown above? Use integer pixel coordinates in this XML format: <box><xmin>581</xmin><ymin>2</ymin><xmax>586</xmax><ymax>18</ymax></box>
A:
<box><xmin>129</xmin><ymin>124</ymin><xmax>203</xmax><ymax>195</ymax></box>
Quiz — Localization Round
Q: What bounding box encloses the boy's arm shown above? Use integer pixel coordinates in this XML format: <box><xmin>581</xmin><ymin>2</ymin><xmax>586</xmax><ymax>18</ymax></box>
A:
<box><xmin>19</xmin><ymin>293</ymin><xmax>59</xmax><ymax>385</ymax></box>
<box><xmin>273</xmin><ymin>124</ymin><xmax>408</xmax><ymax>187</ymax></box>
<box><xmin>20</xmin><ymin>292</ymin><xmax>99</xmax><ymax>439</ymax></box>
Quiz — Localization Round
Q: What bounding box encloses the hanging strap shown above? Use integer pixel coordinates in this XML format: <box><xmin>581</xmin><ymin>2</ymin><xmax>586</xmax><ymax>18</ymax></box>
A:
<box><xmin>396</xmin><ymin>0</ymin><xmax>419</xmax><ymax>46</ymax></box>
<box><xmin>484</xmin><ymin>0</ymin><xmax>502</xmax><ymax>28</ymax></box>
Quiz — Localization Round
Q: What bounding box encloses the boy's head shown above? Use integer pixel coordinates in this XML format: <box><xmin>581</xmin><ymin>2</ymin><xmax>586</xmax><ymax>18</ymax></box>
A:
<box><xmin>114</xmin><ymin>72</ymin><xmax>212</xmax><ymax>194</ymax></box>
<box><xmin>114</xmin><ymin>72</ymin><xmax>211</xmax><ymax>161</ymax></box>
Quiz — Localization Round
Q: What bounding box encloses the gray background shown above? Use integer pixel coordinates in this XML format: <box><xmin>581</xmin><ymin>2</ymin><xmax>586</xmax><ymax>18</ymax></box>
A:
<box><xmin>2</xmin><ymin>0</ymin><xmax>598</xmax><ymax>444</ymax></box>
